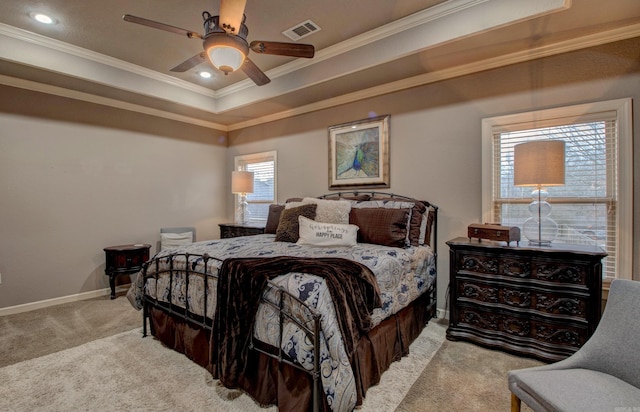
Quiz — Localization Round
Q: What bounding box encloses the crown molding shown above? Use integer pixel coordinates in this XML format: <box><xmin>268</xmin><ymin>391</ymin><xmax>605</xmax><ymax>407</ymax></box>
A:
<box><xmin>0</xmin><ymin>1</ymin><xmax>483</xmax><ymax>100</ymax></box>
<box><xmin>5</xmin><ymin>0</ymin><xmax>632</xmax><ymax>133</ymax></box>
<box><xmin>0</xmin><ymin>74</ymin><xmax>227</xmax><ymax>130</ymax></box>
<box><xmin>0</xmin><ymin>23</ymin><xmax>217</xmax><ymax>99</ymax></box>
<box><xmin>213</xmin><ymin>0</ymin><xmax>569</xmax><ymax>113</ymax></box>
<box><xmin>228</xmin><ymin>22</ymin><xmax>640</xmax><ymax>131</ymax></box>
<box><xmin>3</xmin><ymin>22</ymin><xmax>636</xmax><ymax>134</ymax></box>
<box><xmin>0</xmin><ymin>0</ymin><xmax>569</xmax><ymax>116</ymax></box>
<box><xmin>215</xmin><ymin>0</ymin><xmax>488</xmax><ymax>97</ymax></box>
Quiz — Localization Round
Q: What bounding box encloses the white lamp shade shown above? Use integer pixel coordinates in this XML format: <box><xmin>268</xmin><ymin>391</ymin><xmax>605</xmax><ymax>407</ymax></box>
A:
<box><xmin>514</xmin><ymin>140</ymin><xmax>565</xmax><ymax>187</ymax></box>
<box><xmin>231</xmin><ymin>171</ymin><xmax>254</xmax><ymax>194</ymax></box>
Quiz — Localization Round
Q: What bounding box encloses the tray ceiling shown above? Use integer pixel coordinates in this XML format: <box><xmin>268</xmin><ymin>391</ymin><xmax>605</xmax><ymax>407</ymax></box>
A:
<box><xmin>0</xmin><ymin>0</ymin><xmax>639</xmax><ymax>130</ymax></box>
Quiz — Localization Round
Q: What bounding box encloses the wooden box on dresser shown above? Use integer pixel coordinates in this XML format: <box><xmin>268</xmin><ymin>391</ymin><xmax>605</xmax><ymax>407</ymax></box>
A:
<box><xmin>446</xmin><ymin>237</ymin><xmax>607</xmax><ymax>362</ymax></box>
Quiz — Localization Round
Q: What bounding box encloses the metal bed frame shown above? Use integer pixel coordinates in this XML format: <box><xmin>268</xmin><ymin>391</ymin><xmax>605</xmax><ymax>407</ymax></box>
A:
<box><xmin>140</xmin><ymin>192</ymin><xmax>438</xmax><ymax>412</ymax></box>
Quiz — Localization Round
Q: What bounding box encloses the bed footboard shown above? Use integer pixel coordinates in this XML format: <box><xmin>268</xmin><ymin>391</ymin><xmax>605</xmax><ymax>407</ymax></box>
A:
<box><xmin>139</xmin><ymin>252</ymin><xmax>324</xmax><ymax>412</ymax></box>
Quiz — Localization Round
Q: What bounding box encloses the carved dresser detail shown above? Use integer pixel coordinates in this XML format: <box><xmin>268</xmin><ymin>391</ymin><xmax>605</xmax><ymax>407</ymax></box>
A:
<box><xmin>446</xmin><ymin>237</ymin><xmax>606</xmax><ymax>362</ymax></box>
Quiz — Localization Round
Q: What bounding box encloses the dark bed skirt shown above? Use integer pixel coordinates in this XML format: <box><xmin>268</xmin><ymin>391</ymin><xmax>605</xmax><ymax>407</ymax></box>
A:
<box><xmin>147</xmin><ymin>291</ymin><xmax>433</xmax><ymax>411</ymax></box>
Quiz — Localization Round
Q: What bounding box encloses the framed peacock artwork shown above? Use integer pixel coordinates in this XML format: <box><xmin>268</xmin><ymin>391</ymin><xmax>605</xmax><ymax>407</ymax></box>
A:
<box><xmin>328</xmin><ymin>114</ymin><xmax>390</xmax><ymax>190</ymax></box>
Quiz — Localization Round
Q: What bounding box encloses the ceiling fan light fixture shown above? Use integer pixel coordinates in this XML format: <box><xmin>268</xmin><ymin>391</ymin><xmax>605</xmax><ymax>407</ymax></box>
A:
<box><xmin>204</xmin><ymin>33</ymin><xmax>248</xmax><ymax>74</ymax></box>
<box><xmin>208</xmin><ymin>46</ymin><xmax>245</xmax><ymax>74</ymax></box>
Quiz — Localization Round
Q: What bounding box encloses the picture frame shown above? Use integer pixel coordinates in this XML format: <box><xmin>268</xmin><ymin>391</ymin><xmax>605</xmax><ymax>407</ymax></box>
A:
<box><xmin>328</xmin><ymin>114</ymin><xmax>390</xmax><ymax>190</ymax></box>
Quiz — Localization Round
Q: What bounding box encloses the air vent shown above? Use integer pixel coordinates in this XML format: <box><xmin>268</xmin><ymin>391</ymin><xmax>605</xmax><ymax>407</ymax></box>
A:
<box><xmin>282</xmin><ymin>20</ymin><xmax>321</xmax><ymax>41</ymax></box>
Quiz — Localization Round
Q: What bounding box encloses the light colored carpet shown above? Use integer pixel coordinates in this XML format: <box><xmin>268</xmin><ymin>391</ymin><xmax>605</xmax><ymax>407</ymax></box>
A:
<box><xmin>397</xmin><ymin>335</ymin><xmax>541</xmax><ymax>412</ymax></box>
<box><xmin>0</xmin><ymin>321</ymin><xmax>447</xmax><ymax>412</ymax></box>
<box><xmin>0</xmin><ymin>293</ymin><xmax>140</xmax><ymax>368</ymax></box>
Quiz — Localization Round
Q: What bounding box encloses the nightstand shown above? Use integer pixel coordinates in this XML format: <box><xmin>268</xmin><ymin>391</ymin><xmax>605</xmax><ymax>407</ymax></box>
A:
<box><xmin>219</xmin><ymin>223</ymin><xmax>265</xmax><ymax>238</ymax></box>
<box><xmin>104</xmin><ymin>244</ymin><xmax>151</xmax><ymax>299</ymax></box>
<box><xmin>446</xmin><ymin>237</ymin><xmax>606</xmax><ymax>362</ymax></box>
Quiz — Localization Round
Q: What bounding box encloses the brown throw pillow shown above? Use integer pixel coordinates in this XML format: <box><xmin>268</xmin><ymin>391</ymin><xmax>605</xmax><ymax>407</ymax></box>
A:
<box><xmin>371</xmin><ymin>197</ymin><xmax>428</xmax><ymax>246</ymax></box>
<box><xmin>275</xmin><ymin>204</ymin><xmax>317</xmax><ymax>243</ymax></box>
<box><xmin>349</xmin><ymin>207</ymin><xmax>409</xmax><ymax>248</ymax></box>
<box><xmin>265</xmin><ymin>204</ymin><xmax>285</xmax><ymax>234</ymax></box>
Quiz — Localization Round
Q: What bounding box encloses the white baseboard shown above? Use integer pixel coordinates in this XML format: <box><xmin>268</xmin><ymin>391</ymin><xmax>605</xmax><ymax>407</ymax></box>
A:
<box><xmin>435</xmin><ymin>308</ymin><xmax>449</xmax><ymax>320</ymax></box>
<box><xmin>0</xmin><ymin>286</ymin><xmax>129</xmax><ymax>317</ymax></box>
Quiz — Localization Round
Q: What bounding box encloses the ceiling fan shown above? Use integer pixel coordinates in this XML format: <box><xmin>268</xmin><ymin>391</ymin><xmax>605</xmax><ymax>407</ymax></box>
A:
<box><xmin>123</xmin><ymin>0</ymin><xmax>315</xmax><ymax>86</ymax></box>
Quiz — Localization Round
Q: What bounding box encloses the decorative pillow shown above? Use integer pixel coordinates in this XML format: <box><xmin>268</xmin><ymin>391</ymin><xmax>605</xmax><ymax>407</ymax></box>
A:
<box><xmin>265</xmin><ymin>204</ymin><xmax>285</xmax><ymax>234</ymax></box>
<box><xmin>296</xmin><ymin>216</ymin><xmax>358</xmax><ymax>247</ymax></box>
<box><xmin>275</xmin><ymin>204</ymin><xmax>317</xmax><ymax>243</ymax></box>
<box><xmin>354</xmin><ymin>198</ymin><xmax>428</xmax><ymax>246</ymax></box>
<box><xmin>301</xmin><ymin>197</ymin><xmax>351</xmax><ymax>224</ymax></box>
<box><xmin>351</xmin><ymin>200</ymin><xmax>414</xmax><ymax>246</ymax></box>
<box><xmin>160</xmin><ymin>232</ymin><xmax>193</xmax><ymax>251</ymax></box>
<box><xmin>419</xmin><ymin>206</ymin><xmax>436</xmax><ymax>246</ymax></box>
<box><xmin>349</xmin><ymin>207</ymin><xmax>409</xmax><ymax>248</ymax></box>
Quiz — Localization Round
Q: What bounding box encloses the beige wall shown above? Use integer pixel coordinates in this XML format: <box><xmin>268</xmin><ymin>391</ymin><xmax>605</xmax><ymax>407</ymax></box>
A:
<box><xmin>0</xmin><ymin>94</ymin><xmax>228</xmax><ymax>308</ymax></box>
<box><xmin>227</xmin><ymin>38</ymin><xmax>640</xmax><ymax>308</ymax></box>
<box><xmin>0</xmin><ymin>38</ymin><xmax>638</xmax><ymax>311</ymax></box>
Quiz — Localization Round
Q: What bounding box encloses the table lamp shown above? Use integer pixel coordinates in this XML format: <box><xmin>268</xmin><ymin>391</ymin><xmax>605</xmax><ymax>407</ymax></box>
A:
<box><xmin>514</xmin><ymin>140</ymin><xmax>565</xmax><ymax>246</ymax></box>
<box><xmin>232</xmin><ymin>170</ymin><xmax>254</xmax><ymax>224</ymax></box>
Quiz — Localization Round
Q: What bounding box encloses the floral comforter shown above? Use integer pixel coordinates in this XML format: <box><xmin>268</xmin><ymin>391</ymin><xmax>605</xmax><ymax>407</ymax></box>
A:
<box><xmin>127</xmin><ymin>234</ymin><xmax>436</xmax><ymax>412</ymax></box>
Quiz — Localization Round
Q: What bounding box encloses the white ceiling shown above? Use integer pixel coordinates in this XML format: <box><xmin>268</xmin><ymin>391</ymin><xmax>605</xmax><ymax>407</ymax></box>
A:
<box><xmin>0</xmin><ymin>0</ymin><xmax>639</xmax><ymax>130</ymax></box>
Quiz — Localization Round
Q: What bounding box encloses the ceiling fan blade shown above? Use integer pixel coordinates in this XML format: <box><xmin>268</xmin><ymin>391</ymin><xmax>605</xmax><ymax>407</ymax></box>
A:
<box><xmin>170</xmin><ymin>52</ymin><xmax>207</xmax><ymax>72</ymax></box>
<box><xmin>219</xmin><ymin>0</ymin><xmax>248</xmax><ymax>34</ymax></box>
<box><xmin>242</xmin><ymin>58</ymin><xmax>271</xmax><ymax>86</ymax></box>
<box><xmin>123</xmin><ymin>14</ymin><xmax>203</xmax><ymax>39</ymax></box>
<box><xmin>249</xmin><ymin>41</ymin><xmax>315</xmax><ymax>58</ymax></box>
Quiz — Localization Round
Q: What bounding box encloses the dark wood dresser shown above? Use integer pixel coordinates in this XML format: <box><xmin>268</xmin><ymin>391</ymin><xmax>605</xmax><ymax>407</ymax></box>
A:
<box><xmin>446</xmin><ymin>237</ymin><xmax>606</xmax><ymax>362</ymax></box>
<box><xmin>219</xmin><ymin>223</ymin><xmax>265</xmax><ymax>238</ymax></box>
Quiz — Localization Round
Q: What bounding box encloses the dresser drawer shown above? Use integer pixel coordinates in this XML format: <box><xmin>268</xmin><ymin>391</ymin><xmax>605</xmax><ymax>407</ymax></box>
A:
<box><xmin>456</xmin><ymin>252</ymin><xmax>499</xmax><ymax>275</ymax></box>
<box><xmin>456</xmin><ymin>305</ymin><xmax>588</xmax><ymax>350</ymax></box>
<box><xmin>456</xmin><ymin>252</ymin><xmax>590</xmax><ymax>287</ymax></box>
<box><xmin>456</xmin><ymin>278</ymin><xmax>588</xmax><ymax>320</ymax></box>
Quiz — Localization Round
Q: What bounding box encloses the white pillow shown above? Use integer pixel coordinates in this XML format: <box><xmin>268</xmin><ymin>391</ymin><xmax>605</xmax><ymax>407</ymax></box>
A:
<box><xmin>296</xmin><ymin>216</ymin><xmax>358</xmax><ymax>247</ymax></box>
<box><xmin>301</xmin><ymin>197</ymin><xmax>351</xmax><ymax>224</ymax></box>
<box><xmin>160</xmin><ymin>231</ymin><xmax>193</xmax><ymax>251</ymax></box>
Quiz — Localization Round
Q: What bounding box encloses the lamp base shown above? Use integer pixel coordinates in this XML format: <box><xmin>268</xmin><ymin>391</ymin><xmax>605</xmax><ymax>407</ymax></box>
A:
<box><xmin>234</xmin><ymin>194</ymin><xmax>250</xmax><ymax>225</ymax></box>
<box><xmin>521</xmin><ymin>187</ymin><xmax>559</xmax><ymax>247</ymax></box>
<box><xmin>522</xmin><ymin>216</ymin><xmax>558</xmax><ymax>247</ymax></box>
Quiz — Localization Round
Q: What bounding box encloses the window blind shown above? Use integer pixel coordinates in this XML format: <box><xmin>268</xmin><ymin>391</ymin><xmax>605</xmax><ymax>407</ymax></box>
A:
<box><xmin>492</xmin><ymin>112</ymin><xmax>618</xmax><ymax>281</ymax></box>
<box><xmin>235</xmin><ymin>151</ymin><xmax>277</xmax><ymax>223</ymax></box>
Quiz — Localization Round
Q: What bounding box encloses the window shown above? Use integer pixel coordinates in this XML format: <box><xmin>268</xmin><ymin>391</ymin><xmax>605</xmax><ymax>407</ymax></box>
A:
<box><xmin>482</xmin><ymin>99</ymin><xmax>632</xmax><ymax>285</ymax></box>
<box><xmin>234</xmin><ymin>151</ymin><xmax>277</xmax><ymax>224</ymax></box>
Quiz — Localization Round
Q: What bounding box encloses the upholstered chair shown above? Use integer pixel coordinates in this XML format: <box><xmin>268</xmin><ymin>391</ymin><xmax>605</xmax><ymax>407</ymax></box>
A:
<box><xmin>508</xmin><ymin>279</ymin><xmax>640</xmax><ymax>412</ymax></box>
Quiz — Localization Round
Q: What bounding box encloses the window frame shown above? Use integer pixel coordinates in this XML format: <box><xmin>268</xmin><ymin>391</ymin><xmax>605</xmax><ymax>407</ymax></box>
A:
<box><xmin>481</xmin><ymin>98</ymin><xmax>633</xmax><ymax>286</ymax></box>
<box><xmin>234</xmin><ymin>150</ymin><xmax>277</xmax><ymax>225</ymax></box>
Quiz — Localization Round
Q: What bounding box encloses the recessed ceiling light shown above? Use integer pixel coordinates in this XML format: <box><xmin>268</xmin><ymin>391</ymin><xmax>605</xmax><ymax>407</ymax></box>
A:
<box><xmin>30</xmin><ymin>12</ymin><xmax>57</xmax><ymax>25</ymax></box>
<box><xmin>198</xmin><ymin>71</ymin><xmax>212</xmax><ymax>79</ymax></box>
